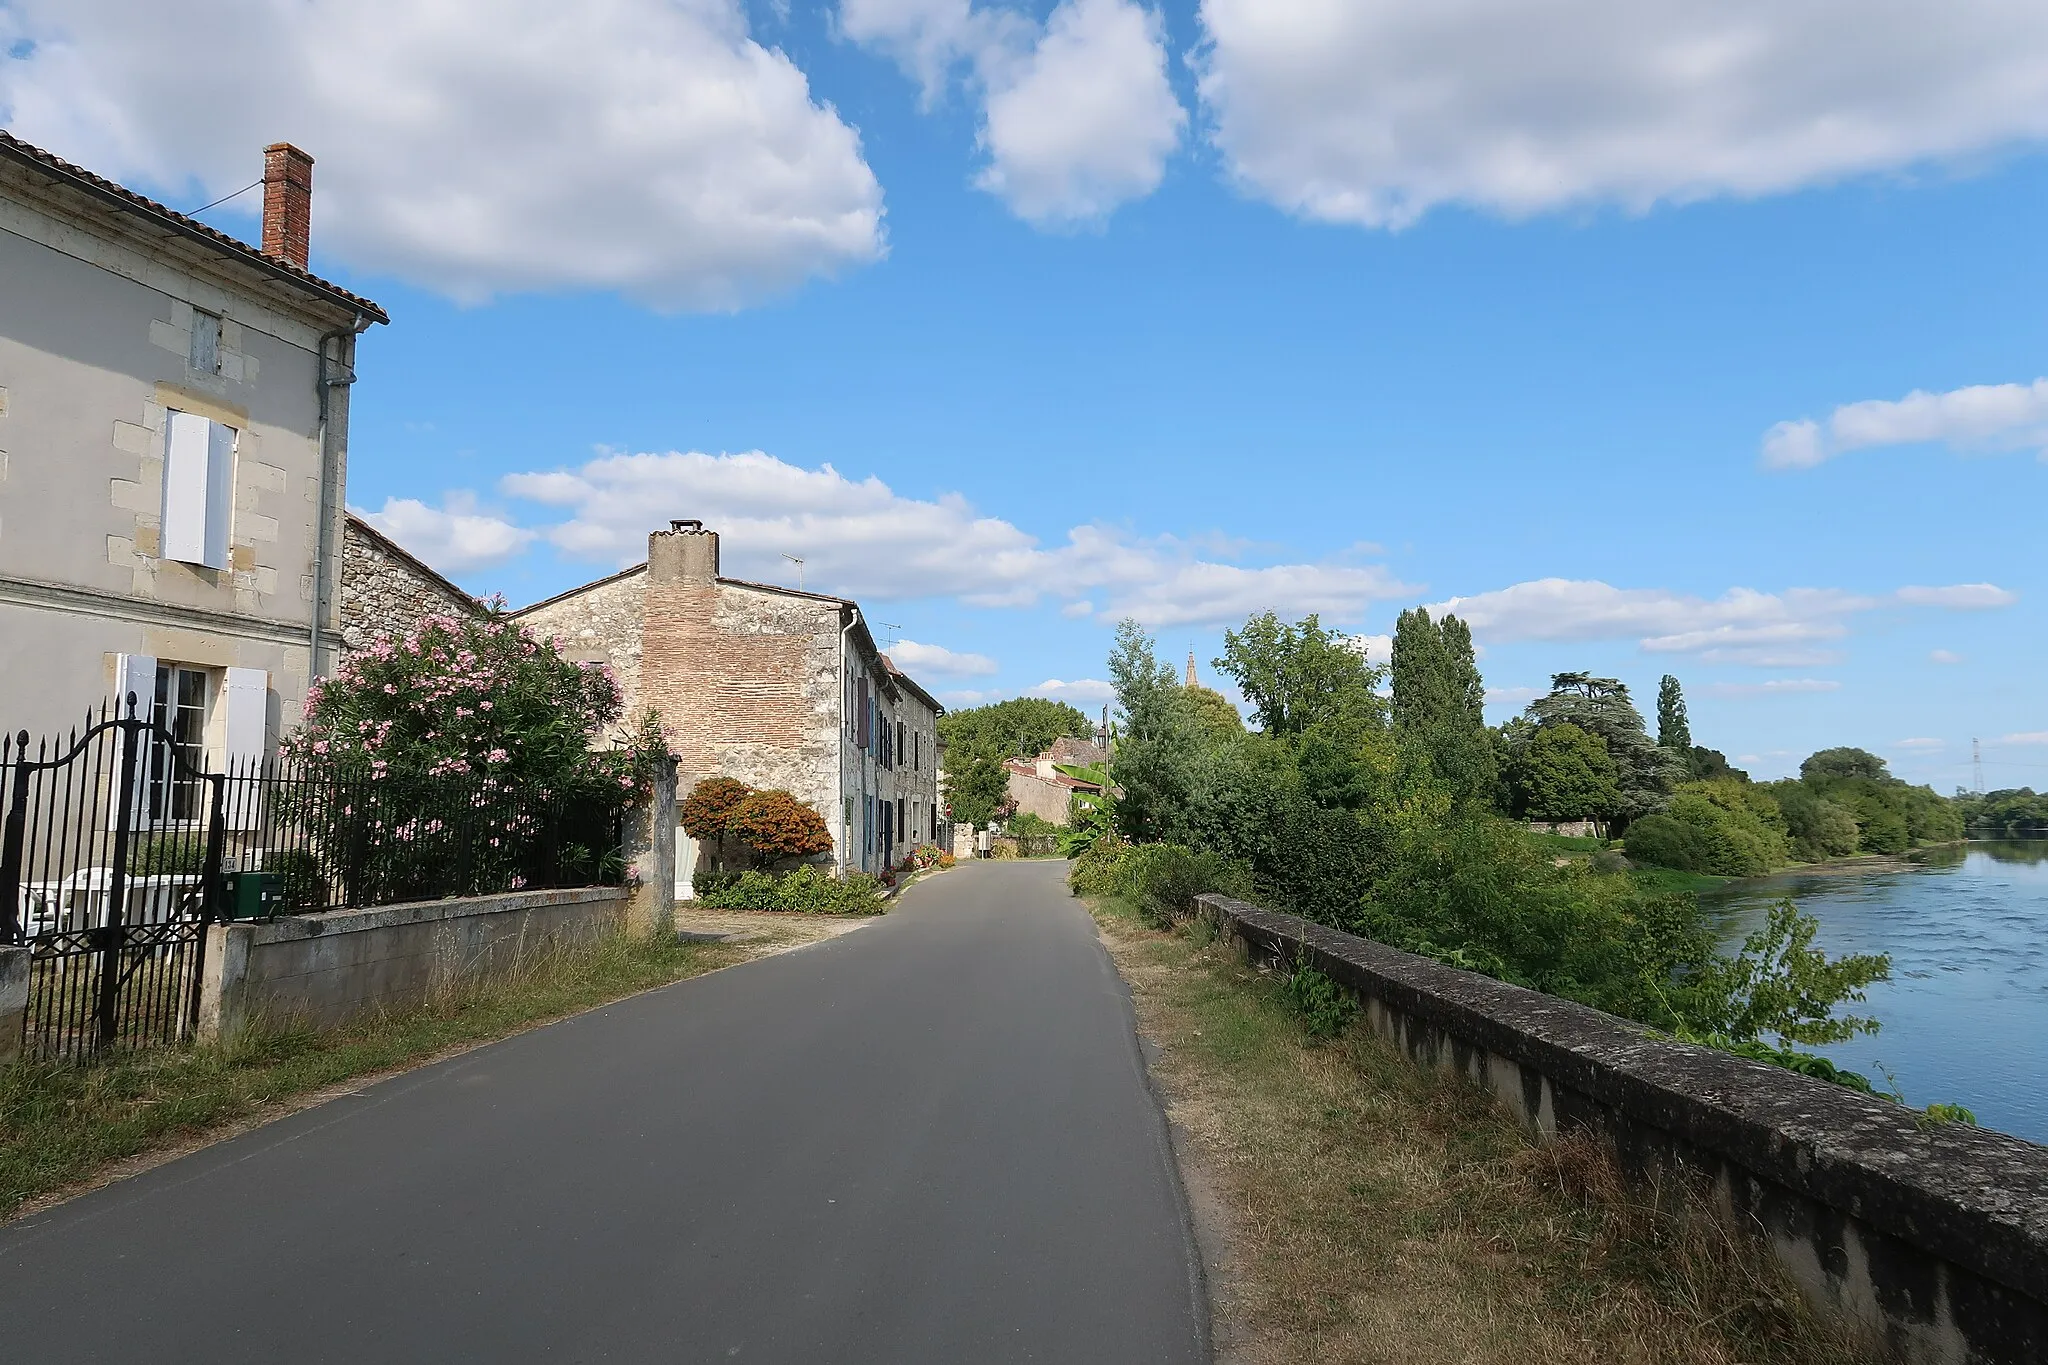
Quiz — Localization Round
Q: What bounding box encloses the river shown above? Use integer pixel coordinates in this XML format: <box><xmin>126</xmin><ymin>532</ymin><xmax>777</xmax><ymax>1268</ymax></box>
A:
<box><xmin>1704</xmin><ymin>841</ymin><xmax>2048</xmax><ymax>1145</ymax></box>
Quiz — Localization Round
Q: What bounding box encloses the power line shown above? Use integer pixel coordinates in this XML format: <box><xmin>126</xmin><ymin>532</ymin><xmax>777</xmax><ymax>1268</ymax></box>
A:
<box><xmin>189</xmin><ymin>179</ymin><xmax>262</xmax><ymax>215</ymax></box>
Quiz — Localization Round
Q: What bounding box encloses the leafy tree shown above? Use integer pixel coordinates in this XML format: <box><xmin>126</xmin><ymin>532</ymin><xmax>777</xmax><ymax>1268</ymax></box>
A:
<box><xmin>1696</xmin><ymin>902</ymin><xmax>1889</xmax><ymax>1046</ymax></box>
<box><xmin>727</xmin><ymin>789</ymin><xmax>834</xmax><ymax>869</ymax></box>
<box><xmin>1688</xmin><ymin>747</ymin><xmax>1747</xmax><ymax>782</ymax></box>
<box><xmin>938</xmin><ymin>697</ymin><xmax>1094</xmax><ymax>777</ymax></box>
<box><xmin>1217</xmin><ymin>611</ymin><xmax>1385</xmax><ymax>740</ymax></box>
<box><xmin>1390</xmin><ymin>608</ymin><xmax>1496</xmax><ymax>808</ymax></box>
<box><xmin>1514</xmin><ymin>723</ymin><xmax>1620</xmax><ymax>820</ymax></box>
<box><xmin>1800</xmin><ymin>747</ymin><xmax>1891</xmax><ymax>784</ymax></box>
<box><xmin>949</xmin><ymin>755</ymin><xmax>1014</xmax><ymax>830</ymax></box>
<box><xmin>1181</xmin><ymin>684</ymin><xmax>1246</xmax><ymax>740</ymax></box>
<box><xmin>1523</xmin><ymin>673</ymin><xmax>1682</xmax><ymax>826</ymax></box>
<box><xmin>1656</xmin><ymin>675</ymin><xmax>1692</xmax><ymax>755</ymax></box>
<box><xmin>1619</xmin><ymin>814</ymin><xmax>1715</xmax><ymax>874</ymax></box>
<box><xmin>1769</xmin><ymin>783</ymin><xmax>1863</xmax><ymax>861</ymax></box>
<box><xmin>1659</xmin><ymin>782</ymin><xmax>1787</xmax><ymax>876</ymax></box>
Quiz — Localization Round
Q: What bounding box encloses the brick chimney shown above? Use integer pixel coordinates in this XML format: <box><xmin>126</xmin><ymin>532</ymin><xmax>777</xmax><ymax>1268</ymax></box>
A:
<box><xmin>261</xmin><ymin>143</ymin><xmax>315</xmax><ymax>269</ymax></box>
<box><xmin>648</xmin><ymin>519</ymin><xmax>719</xmax><ymax>586</ymax></box>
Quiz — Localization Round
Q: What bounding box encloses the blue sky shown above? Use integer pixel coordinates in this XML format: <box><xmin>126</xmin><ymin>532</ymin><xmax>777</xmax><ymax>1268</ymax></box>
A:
<box><xmin>6</xmin><ymin>0</ymin><xmax>2046</xmax><ymax>789</ymax></box>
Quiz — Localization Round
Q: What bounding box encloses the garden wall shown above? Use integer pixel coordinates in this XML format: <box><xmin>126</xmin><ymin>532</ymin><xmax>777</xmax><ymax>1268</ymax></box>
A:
<box><xmin>198</xmin><ymin>886</ymin><xmax>630</xmax><ymax>1037</ymax></box>
<box><xmin>1191</xmin><ymin>892</ymin><xmax>2048</xmax><ymax>1365</ymax></box>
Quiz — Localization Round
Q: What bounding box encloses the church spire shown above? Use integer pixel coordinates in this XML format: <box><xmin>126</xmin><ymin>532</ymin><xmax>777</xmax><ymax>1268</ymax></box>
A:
<box><xmin>1186</xmin><ymin>648</ymin><xmax>1197</xmax><ymax>688</ymax></box>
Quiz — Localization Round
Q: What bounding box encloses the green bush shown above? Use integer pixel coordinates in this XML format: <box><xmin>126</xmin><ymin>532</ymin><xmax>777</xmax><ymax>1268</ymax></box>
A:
<box><xmin>1622</xmin><ymin>814</ymin><xmax>1714</xmax><ymax>874</ymax></box>
<box><xmin>264</xmin><ymin>849</ymin><xmax>327</xmax><ymax>912</ymax></box>
<box><xmin>1280</xmin><ymin>964</ymin><xmax>1357</xmax><ymax>1039</ymax></box>
<box><xmin>692</xmin><ymin>865</ymin><xmax>884</xmax><ymax>914</ymax></box>
<box><xmin>126</xmin><ymin>832</ymin><xmax>207</xmax><ymax>874</ymax></box>
<box><xmin>1065</xmin><ymin>836</ymin><xmax>1252</xmax><ymax>926</ymax></box>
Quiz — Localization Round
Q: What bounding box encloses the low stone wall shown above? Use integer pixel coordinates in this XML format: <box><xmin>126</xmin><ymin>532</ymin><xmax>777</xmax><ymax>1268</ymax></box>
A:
<box><xmin>1191</xmin><ymin>892</ymin><xmax>2048</xmax><ymax>1365</ymax></box>
<box><xmin>0</xmin><ymin>944</ymin><xmax>27</xmax><ymax>1064</ymax></box>
<box><xmin>199</xmin><ymin>886</ymin><xmax>630</xmax><ymax>1037</ymax></box>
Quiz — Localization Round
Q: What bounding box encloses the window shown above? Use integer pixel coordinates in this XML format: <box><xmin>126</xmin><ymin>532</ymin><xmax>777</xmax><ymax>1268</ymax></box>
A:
<box><xmin>896</xmin><ymin>797</ymin><xmax>905</xmax><ymax>848</ymax></box>
<box><xmin>162</xmin><ymin>411</ymin><xmax>236</xmax><ymax>569</ymax></box>
<box><xmin>896</xmin><ymin>721</ymin><xmax>904</xmax><ymax>764</ymax></box>
<box><xmin>147</xmin><ymin>665</ymin><xmax>208</xmax><ymax>822</ymax></box>
<box><xmin>189</xmin><ymin>311</ymin><xmax>221</xmax><ymax>375</ymax></box>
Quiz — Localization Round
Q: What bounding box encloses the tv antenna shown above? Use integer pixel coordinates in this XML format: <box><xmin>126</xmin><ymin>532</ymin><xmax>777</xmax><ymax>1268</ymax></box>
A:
<box><xmin>780</xmin><ymin>553</ymin><xmax>805</xmax><ymax>591</ymax></box>
<box><xmin>878</xmin><ymin>621</ymin><xmax>903</xmax><ymax>650</ymax></box>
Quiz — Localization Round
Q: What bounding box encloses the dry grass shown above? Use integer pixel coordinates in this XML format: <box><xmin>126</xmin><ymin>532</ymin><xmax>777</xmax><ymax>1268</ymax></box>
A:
<box><xmin>1089</xmin><ymin>897</ymin><xmax>1874</xmax><ymax>1365</ymax></box>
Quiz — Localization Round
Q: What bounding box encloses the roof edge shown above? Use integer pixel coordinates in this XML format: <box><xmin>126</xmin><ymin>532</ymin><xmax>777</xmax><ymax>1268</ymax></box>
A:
<box><xmin>0</xmin><ymin>131</ymin><xmax>389</xmax><ymax>325</ymax></box>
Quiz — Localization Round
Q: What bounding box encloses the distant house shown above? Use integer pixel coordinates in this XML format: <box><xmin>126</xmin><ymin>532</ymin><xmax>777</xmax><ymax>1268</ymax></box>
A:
<box><xmin>0</xmin><ymin>131</ymin><xmax>385</xmax><ymax>775</ymax></box>
<box><xmin>1004</xmin><ymin>736</ymin><xmax>1109</xmax><ymax>827</ymax></box>
<box><xmin>514</xmin><ymin>522</ymin><xmax>943</xmax><ymax>885</ymax></box>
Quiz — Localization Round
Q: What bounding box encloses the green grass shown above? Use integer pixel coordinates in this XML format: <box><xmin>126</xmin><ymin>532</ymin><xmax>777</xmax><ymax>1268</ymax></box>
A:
<box><xmin>1</xmin><ymin>932</ymin><xmax>745</xmax><ymax>1221</ymax></box>
<box><xmin>1523</xmin><ymin>831</ymin><xmax>1609</xmax><ymax>857</ymax></box>
<box><xmin>1629</xmin><ymin>865</ymin><xmax>1733</xmax><ymax>896</ymax></box>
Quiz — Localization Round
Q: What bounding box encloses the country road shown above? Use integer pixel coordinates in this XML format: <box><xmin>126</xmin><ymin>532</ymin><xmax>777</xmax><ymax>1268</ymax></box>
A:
<box><xmin>0</xmin><ymin>860</ymin><xmax>1208</xmax><ymax>1364</ymax></box>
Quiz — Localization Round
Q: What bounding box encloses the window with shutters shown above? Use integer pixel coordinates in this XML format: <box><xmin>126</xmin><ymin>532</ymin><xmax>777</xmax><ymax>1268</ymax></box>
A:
<box><xmin>161</xmin><ymin>410</ymin><xmax>236</xmax><ymax>569</ymax></box>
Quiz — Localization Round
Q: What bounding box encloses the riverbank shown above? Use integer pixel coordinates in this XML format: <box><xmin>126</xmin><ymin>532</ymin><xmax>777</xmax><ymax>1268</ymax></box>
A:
<box><xmin>1086</xmin><ymin>893</ymin><xmax>1866</xmax><ymax>1365</ymax></box>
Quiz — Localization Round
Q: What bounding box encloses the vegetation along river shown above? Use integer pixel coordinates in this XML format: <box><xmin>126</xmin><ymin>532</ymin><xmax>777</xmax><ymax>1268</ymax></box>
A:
<box><xmin>1704</xmin><ymin>841</ymin><xmax>2048</xmax><ymax>1144</ymax></box>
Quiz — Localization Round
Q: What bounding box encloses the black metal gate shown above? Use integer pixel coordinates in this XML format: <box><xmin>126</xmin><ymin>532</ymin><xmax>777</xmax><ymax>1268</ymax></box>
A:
<box><xmin>0</xmin><ymin>696</ymin><xmax>225</xmax><ymax>1061</ymax></box>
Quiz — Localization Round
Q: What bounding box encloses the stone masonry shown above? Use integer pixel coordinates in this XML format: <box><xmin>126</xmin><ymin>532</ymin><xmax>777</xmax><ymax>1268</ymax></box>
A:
<box><xmin>338</xmin><ymin>512</ymin><xmax>481</xmax><ymax>655</ymax></box>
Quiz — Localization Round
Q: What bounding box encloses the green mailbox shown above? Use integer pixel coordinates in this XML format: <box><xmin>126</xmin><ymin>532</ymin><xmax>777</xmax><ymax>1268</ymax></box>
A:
<box><xmin>223</xmin><ymin>870</ymin><xmax>287</xmax><ymax>920</ymax></box>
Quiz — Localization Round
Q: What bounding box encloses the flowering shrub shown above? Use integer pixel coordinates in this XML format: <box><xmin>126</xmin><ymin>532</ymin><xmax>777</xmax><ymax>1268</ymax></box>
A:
<box><xmin>290</xmin><ymin>610</ymin><xmax>640</xmax><ymax>799</ymax></box>
<box><xmin>278</xmin><ymin>611</ymin><xmax>650</xmax><ymax>901</ymax></box>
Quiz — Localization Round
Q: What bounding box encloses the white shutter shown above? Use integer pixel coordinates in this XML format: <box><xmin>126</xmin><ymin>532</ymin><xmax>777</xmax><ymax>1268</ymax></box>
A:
<box><xmin>112</xmin><ymin>653</ymin><xmax>156</xmax><ymax>720</ymax></box>
<box><xmin>161</xmin><ymin>412</ymin><xmax>211</xmax><ymax>564</ymax></box>
<box><xmin>203</xmin><ymin>420</ymin><xmax>235</xmax><ymax>569</ymax></box>
<box><xmin>110</xmin><ymin>654</ymin><xmax>157</xmax><ymax>828</ymax></box>
<box><xmin>223</xmin><ymin>667</ymin><xmax>268</xmax><ymax>829</ymax></box>
<box><xmin>223</xmin><ymin>668</ymin><xmax>266</xmax><ymax>767</ymax></box>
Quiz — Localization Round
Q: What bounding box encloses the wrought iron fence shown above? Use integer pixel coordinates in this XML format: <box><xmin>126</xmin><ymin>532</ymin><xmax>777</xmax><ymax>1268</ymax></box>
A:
<box><xmin>3</xmin><ymin>698</ymin><xmax>632</xmax><ymax>1061</ymax></box>
<box><xmin>212</xmin><ymin>755</ymin><xmax>631</xmax><ymax>914</ymax></box>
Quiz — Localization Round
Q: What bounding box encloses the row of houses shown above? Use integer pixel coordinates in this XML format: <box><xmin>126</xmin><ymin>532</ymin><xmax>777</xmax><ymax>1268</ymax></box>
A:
<box><xmin>0</xmin><ymin>132</ymin><xmax>941</xmax><ymax>882</ymax></box>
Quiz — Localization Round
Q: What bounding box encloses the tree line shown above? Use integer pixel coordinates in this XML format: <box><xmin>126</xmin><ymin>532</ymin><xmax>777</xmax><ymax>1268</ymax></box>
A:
<box><xmin>1084</xmin><ymin>608</ymin><xmax>1926</xmax><ymax>1097</ymax></box>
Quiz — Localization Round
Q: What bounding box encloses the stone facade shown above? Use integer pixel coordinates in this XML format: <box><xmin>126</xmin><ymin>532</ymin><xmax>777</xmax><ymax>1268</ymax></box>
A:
<box><xmin>338</xmin><ymin>512</ymin><xmax>480</xmax><ymax>654</ymax></box>
<box><xmin>0</xmin><ymin>131</ymin><xmax>385</xmax><ymax>751</ymax></box>
<box><xmin>515</xmin><ymin>524</ymin><xmax>944</xmax><ymax>883</ymax></box>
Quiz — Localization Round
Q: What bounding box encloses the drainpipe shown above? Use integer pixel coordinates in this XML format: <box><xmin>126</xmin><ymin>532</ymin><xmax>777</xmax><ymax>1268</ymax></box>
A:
<box><xmin>839</xmin><ymin>604</ymin><xmax>861</xmax><ymax>874</ymax></box>
<box><xmin>308</xmin><ymin>314</ymin><xmax>369</xmax><ymax>683</ymax></box>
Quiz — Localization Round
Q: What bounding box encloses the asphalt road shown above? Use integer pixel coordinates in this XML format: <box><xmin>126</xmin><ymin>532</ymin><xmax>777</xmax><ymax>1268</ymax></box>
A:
<box><xmin>0</xmin><ymin>860</ymin><xmax>1207</xmax><ymax>1364</ymax></box>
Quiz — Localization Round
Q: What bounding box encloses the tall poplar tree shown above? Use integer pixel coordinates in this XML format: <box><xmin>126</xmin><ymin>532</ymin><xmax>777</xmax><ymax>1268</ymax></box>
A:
<box><xmin>1390</xmin><ymin>607</ymin><xmax>1496</xmax><ymax>807</ymax></box>
<box><xmin>1657</xmin><ymin>675</ymin><xmax>1692</xmax><ymax>754</ymax></box>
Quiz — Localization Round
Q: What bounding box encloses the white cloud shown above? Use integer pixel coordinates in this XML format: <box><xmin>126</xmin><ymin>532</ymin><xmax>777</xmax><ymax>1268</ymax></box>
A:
<box><xmin>1196</xmin><ymin>0</ymin><xmax>2048</xmax><ymax>230</ymax></box>
<box><xmin>888</xmin><ymin>639</ymin><xmax>999</xmax><ymax>676</ymax></box>
<box><xmin>1999</xmin><ymin>732</ymin><xmax>2048</xmax><ymax>746</ymax></box>
<box><xmin>1484</xmin><ymin>685</ymin><xmax>1539</xmax><ymax>707</ymax></box>
<box><xmin>1060</xmin><ymin>600</ymin><xmax>1096</xmax><ymax>619</ymax></box>
<box><xmin>1429</xmin><ymin>577</ymin><xmax>2017</xmax><ymax>664</ymax></box>
<box><xmin>1896</xmin><ymin>583</ymin><xmax>2019</xmax><ymax>609</ymax></box>
<box><xmin>354</xmin><ymin>495</ymin><xmax>534</xmax><ymax>574</ymax></box>
<box><xmin>938</xmin><ymin>687</ymin><xmax>1003</xmax><ymax>707</ymax></box>
<box><xmin>1348</xmin><ymin>633</ymin><xmax>1393</xmax><ymax>666</ymax></box>
<box><xmin>1894</xmin><ymin>738</ymin><xmax>1945</xmax><ymax>750</ymax></box>
<box><xmin>496</xmin><ymin>447</ymin><xmax>1413</xmax><ymax>626</ymax></box>
<box><xmin>1763</xmin><ymin>379</ymin><xmax>2048</xmax><ymax>469</ymax></box>
<box><xmin>974</xmin><ymin>0</ymin><xmax>1185</xmax><ymax>224</ymax></box>
<box><xmin>1028</xmin><ymin>677</ymin><xmax>1117</xmax><ymax>703</ymax></box>
<box><xmin>0</xmin><ymin>0</ymin><xmax>883</xmax><ymax>308</ymax></box>
<box><xmin>843</xmin><ymin>0</ymin><xmax>1183</xmax><ymax>223</ymax></box>
<box><xmin>1705</xmin><ymin>679</ymin><xmax>1843</xmax><ymax>697</ymax></box>
<box><xmin>1930</xmin><ymin>649</ymin><xmax>1964</xmax><ymax>665</ymax></box>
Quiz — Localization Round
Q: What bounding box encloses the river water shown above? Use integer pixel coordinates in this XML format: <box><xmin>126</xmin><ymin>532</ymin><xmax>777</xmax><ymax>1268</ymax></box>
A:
<box><xmin>1703</xmin><ymin>841</ymin><xmax>2048</xmax><ymax>1145</ymax></box>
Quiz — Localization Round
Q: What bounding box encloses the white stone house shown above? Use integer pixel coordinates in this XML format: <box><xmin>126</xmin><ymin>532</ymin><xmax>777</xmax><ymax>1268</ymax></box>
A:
<box><xmin>514</xmin><ymin>523</ymin><xmax>943</xmax><ymax>887</ymax></box>
<box><xmin>0</xmin><ymin>132</ymin><xmax>385</xmax><ymax>787</ymax></box>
